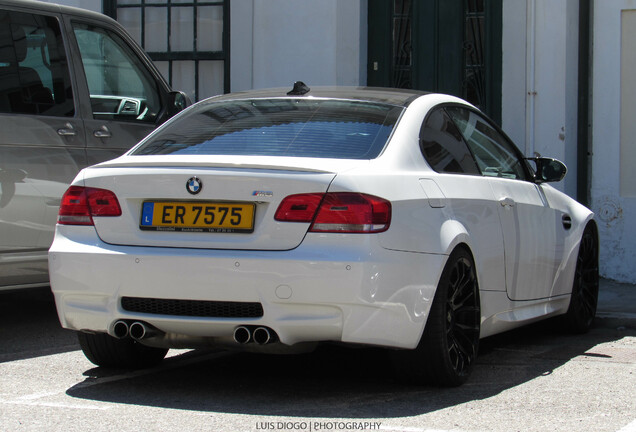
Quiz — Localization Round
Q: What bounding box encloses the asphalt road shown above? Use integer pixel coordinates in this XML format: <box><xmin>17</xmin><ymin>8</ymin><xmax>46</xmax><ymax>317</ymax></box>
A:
<box><xmin>1</xmin><ymin>287</ymin><xmax>634</xmax><ymax>432</ymax></box>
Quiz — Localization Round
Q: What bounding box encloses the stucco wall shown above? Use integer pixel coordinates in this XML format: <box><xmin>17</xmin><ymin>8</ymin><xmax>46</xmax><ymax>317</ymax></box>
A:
<box><xmin>501</xmin><ymin>0</ymin><xmax>580</xmax><ymax>199</ymax></box>
<box><xmin>591</xmin><ymin>0</ymin><xmax>636</xmax><ymax>283</ymax></box>
<box><xmin>230</xmin><ymin>0</ymin><xmax>366</xmax><ymax>92</ymax></box>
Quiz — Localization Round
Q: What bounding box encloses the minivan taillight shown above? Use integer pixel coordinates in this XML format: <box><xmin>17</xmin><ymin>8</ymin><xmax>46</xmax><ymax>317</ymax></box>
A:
<box><xmin>275</xmin><ymin>192</ymin><xmax>391</xmax><ymax>233</ymax></box>
<box><xmin>58</xmin><ymin>186</ymin><xmax>122</xmax><ymax>225</ymax></box>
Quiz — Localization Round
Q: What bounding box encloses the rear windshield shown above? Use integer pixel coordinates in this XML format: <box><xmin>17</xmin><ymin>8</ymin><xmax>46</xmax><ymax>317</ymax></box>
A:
<box><xmin>133</xmin><ymin>98</ymin><xmax>403</xmax><ymax>159</ymax></box>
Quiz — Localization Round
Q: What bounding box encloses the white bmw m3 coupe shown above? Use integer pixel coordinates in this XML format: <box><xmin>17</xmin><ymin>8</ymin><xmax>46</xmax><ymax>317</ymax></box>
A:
<box><xmin>48</xmin><ymin>84</ymin><xmax>599</xmax><ymax>386</ymax></box>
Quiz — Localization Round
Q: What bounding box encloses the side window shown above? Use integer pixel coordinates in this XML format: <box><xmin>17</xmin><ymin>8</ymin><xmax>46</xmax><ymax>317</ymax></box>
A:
<box><xmin>446</xmin><ymin>107</ymin><xmax>527</xmax><ymax>180</ymax></box>
<box><xmin>0</xmin><ymin>11</ymin><xmax>74</xmax><ymax>116</ymax></box>
<box><xmin>420</xmin><ymin>108</ymin><xmax>480</xmax><ymax>175</ymax></box>
<box><xmin>72</xmin><ymin>23</ymin><xmax>161</xmax><ymax>123</ymax></box>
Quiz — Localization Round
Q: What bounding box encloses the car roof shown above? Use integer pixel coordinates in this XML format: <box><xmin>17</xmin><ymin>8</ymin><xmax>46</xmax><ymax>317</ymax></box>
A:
<box><xmin>0</xmin><ymin>0</ymin><xmax>118</xmax><ymax>23</ymax></box>
<box><xmin>207</xmin><ymin>86</ymin><xmax>432</xmax><ymax>108</ymax></box>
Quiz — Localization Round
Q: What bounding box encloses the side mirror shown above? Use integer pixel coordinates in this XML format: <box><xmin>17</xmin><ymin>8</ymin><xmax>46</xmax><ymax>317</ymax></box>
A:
<box><xmin>158</xmin><ymin>91</ymin><xmax>191</xmax><ymax>124</ymax></box>
<box><xmin>166</xmin><ymin>91</ymin><xmax>190</xmax><ymax>117</ymax></box>
<box><xmin>526</xmin><ymin>157</ymin><xmax>567</xmax><ymax>183</ymax></box>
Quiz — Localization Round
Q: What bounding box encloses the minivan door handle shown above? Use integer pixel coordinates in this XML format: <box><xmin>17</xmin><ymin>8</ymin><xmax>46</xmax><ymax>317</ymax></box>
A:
<box><xmin>57</xmin><ymin>123</ymin><xmax>77</xmax><ymax>137</ymax></box>
<box><xmin>93</xmin><ymin>126</ymin><xmax>112</xmax><ymax>138</ymax></box>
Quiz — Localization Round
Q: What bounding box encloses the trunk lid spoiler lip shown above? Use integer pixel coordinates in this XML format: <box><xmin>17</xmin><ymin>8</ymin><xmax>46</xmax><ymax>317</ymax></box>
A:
<box><xmin>91</xmin><ymin>155</ymin><xmax>371</xmax><ymax>174</ymax></box>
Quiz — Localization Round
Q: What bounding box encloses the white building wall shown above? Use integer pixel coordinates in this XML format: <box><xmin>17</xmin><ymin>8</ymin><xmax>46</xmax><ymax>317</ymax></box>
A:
<box><xmin>501</xmin><ymin>0</ymin><xmax>579</xmax><ymax>198</ymax></box>
<box><xmin>230</xmin><ymin>0</ymin><xmax>366</xmax><ymax>92</ymax></box>
<box><xmin>591</xmin><ymin>0</ymin><xmax>636</xmax><ymax>283</ymax></box>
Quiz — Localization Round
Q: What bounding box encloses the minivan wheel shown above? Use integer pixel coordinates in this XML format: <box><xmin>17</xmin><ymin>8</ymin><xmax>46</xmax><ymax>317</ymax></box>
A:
<box><xmin>77</xmin><ymin>331</ymin><xmax>168</xmax><ymax>369</ymax></box>
<box><xmin>392</xmin><ymin>247</ymin><xmax>481</xmax><ymax>387</ymax></box>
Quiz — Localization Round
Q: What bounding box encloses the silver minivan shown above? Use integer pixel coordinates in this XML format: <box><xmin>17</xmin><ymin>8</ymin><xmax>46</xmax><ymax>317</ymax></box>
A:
<box><xmin>0</xmin><ymin>0</ymin><xmax>187</xmax><ymax>290</ymax></box>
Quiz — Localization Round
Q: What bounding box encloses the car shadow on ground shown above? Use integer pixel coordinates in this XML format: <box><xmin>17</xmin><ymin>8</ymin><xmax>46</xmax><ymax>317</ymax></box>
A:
<box><xmin>0</xmin><ymin>287</ymin><xmax>78</xmax><ymax>363</ymax></box>
<box><xmin>65</xmin><ymin>321</ymin><xmax>632</xmax><ymax>418</ymax></box>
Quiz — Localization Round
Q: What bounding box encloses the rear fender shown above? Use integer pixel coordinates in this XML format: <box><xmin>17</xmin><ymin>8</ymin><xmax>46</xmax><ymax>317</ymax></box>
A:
<box><xmin>437</xmin><ymin>220</ymin><xmax>491</xmax><ymax>300</ymax></box>
<box><xmin>439</xmin><ymin>219</ymin><xmax>471</xmax><ymax>257</ymax></box>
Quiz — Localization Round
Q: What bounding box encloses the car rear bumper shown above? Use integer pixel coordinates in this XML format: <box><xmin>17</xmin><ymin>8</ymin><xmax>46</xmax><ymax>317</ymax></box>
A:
<box><xmin>49</xmin><ymin>225</ymin><xmax>445</xmax><ymax>350</ymax></box>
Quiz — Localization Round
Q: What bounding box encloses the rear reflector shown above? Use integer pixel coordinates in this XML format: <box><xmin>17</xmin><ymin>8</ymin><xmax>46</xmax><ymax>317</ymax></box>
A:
<box><xmin>58</xmin><ymin>186</ymin><xmax>122</xmax><ymax>225</ymax></box>
<box><xmin>275</xmin><ymin>192</ymin><xmax>391</xmax><ymax>233</ymax></box>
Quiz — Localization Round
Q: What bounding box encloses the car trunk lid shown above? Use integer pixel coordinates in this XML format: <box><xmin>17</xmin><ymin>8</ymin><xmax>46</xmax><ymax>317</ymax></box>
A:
<box><xmin>81</xmin><ymin>156</ymin><xmax>366</xmax><ymax>250</ymax></box>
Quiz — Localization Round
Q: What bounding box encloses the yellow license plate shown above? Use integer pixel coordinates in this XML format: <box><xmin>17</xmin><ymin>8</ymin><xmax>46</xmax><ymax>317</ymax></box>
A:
<box><xmin>140</xmin><ymin>201</ymin><xmax>255</xmax><ymax>233</ymax></box>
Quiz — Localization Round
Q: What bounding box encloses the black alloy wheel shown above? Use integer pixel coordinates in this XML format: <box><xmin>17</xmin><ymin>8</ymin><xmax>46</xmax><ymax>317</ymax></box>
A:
<box><xmin>442</xmin><ymin>251</ymin><xmax>481</xmax><ymax>379</ymax></box>
<box><xmin>564</xmin><ymin>223</ymin><xmax>599</xmax><ymax>333</ymax></box>
<box><xmin>392</xmin><ymin>247</ymin><xmax>481</xmax><ymax>387</ymax></box>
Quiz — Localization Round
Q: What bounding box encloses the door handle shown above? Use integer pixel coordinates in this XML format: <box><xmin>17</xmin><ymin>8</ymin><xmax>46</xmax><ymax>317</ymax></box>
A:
<box><xmin>57</xmin><ymin>123</ymin><xmax>77</xmax><ymax>137</ymax></box>
<box><xmin>93</xmin><ymin>126</ymin><xmax>112</xmax><ymax>138</ymax></box>
<box><xmin>562</xmin><ymin>214</ymin><xmax>572</xmax><ymax>230</ymax></box>
<box><xmin>499</xmin><ymin>197</ymin><xmax>515</xmax><ymax>208</ymax></box>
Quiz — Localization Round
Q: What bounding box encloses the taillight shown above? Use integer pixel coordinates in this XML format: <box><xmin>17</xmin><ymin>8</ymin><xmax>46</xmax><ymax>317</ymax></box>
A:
<box><xmin>275</xmin><ymin>192</ymin><xmax>391</xmax><ymax>233</ymax></box>
<box><xmin>58</xmin><ymin>186</ymin><xmax>122</xmax><ymax>225</ymax></box>
<box><xmin>274</xmin><ymin>193</ymin><xmax>323</xmax><ymax>222</ymax></box>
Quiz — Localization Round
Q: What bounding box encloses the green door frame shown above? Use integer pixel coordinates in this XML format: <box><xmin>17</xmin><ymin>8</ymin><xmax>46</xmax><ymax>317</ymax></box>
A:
<box><xmin>368</xmin><ymin>0</ymin><xmax>502</xmax><ymax>124</ymax></box>
<box><xmin>367</xmin><ymin>0</ymin><xmax>392</xmax><ymax>88</ymax></box>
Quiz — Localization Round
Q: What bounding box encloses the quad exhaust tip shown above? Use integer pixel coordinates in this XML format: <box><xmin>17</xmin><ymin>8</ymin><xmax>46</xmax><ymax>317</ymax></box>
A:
<box><xmin>116</xmin><ymin>322</ymin><xmax>274</xmax><ymax>344</ymax></box>
<box><xmin>111</xmin><ymin>320</ymin><xmax>161</xmax><ymax>340</ymax></box>
<box><xmin>233</xmin><ymin>326</ymin><xmax>251</xmax><ymax>344</ymax></box>
<box><xmin>113</xmin><ymin>320</ymin><xmax>129</xmax><ymax>339</ymax></box>
<box><xmin>253</xmin><ymin>327</ymin><xmax>272</xmax><ymax>345</ymax></box>
<box><xmin>129</xmin><ymin>321</ymin><xmax>158</xmax><ymax>341</ymax></box>
<box><xmin>233</xmin><ymin>326</ymin><xmax>277</xmax><ymax>345</ymax></box>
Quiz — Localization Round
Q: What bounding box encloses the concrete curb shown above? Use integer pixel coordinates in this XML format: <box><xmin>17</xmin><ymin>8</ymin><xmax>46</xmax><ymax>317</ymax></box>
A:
<box><xmin>595</xmin><ymin>313</ymin><xmax>636</xmax><ymax>330</ymax></box>
<box><xmin>596</xmin><ymin>278</ymin><xmax>636</xmax><ymax>329</ymax></box>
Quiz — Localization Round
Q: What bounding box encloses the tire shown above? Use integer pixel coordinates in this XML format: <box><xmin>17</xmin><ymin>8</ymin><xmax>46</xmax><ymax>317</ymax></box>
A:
<box><xmin>77</xmin><ymin>331</ymin><xmax>168</xmax><ymax>369</ymax></box>
<box><xmin>563</xmin><ymin>223</ymin><xmax>599</xmax><ymax>334</ymax></box>
<box><xmin>392</xmin><ymin>247</ymin><xmax>481</xmax><ymax>387</ymax></box>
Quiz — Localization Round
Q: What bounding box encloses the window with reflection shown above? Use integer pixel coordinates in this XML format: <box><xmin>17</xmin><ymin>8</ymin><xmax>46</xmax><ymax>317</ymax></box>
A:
<box><xmin>0</xmin><ymin>11</ymin><xmax>74</xmax><ymax>116</ymax></box>
<box><xmin>134</xmin><ymin>99</ymin><xmax>403</xmax><ymax>159</ymax></box>
<box><xmin>420</xmin><ymin>108</ymin><xmax>480</xmax><ymax>174</ymax></box>
<box><xmin>446</xmin><ymin>106</ymin><xmax>527</xmax><ymax>180</ymax></box>
<box><xmin>73</xmin><ymin>23</ymin><xmax>162</xmax><ymax>123</ymax></box>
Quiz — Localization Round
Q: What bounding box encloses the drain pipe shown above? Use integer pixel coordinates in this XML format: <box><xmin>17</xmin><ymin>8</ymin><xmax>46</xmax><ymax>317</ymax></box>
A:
<box><xmin>576</xmin><ymin>0</ymin><xmax>591</xmax><ymax>206</ymax></box>
<box><xmin>526</xmin><ymin>0</ymin><xmax>537</xmax><ymax>158</ymax></box>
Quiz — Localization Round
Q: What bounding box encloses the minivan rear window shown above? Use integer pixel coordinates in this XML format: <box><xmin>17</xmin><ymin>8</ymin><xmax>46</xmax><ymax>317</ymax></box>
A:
<box><xmin>133</xmin><ymin>99</ymin><xmax>403</xmax><ymax>159</ymax></box>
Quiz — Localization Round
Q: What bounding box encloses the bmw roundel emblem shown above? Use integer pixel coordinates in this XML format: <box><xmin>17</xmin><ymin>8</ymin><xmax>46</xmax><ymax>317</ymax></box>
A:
<box><xmin>186</xmin><ymin>177</ymin><xmax>202</xmax><ymax>195</ymax></box>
